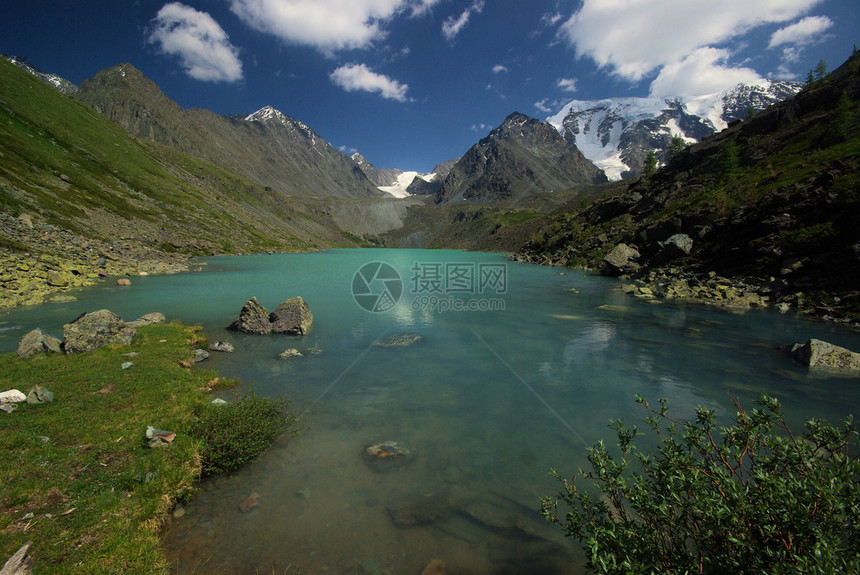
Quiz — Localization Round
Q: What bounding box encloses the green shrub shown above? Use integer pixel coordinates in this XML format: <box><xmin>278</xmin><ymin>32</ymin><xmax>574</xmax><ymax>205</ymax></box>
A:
<box><xmin>188</xmin><ymin>393</ymin><xmax>297</xmax><ymax>475</ymax></box>
<box><xmin>541</xmin><ymin>394</ymin><xmax>860</xmax><ymax>574</ymax></box>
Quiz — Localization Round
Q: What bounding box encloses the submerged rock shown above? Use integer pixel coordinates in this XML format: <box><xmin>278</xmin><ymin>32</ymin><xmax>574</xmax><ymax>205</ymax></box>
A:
<box><xmin>421</xmin><ymin>560</ymin><xmax>447</xmax><ymax>575</ymax></box>
<box><xmin>278</xmin><ymin>348</ymin><xmax>303</xmax><ymax>359</ymax></box>
<box><xmin>227</xmin><ymin>297</ymin><xmax>272</xmax><ymax>334</ymax></box>
<box><xmin>782</xmin><ymin>339</ymin><xmax>860</xmax><ymax>373</ymax></box>
<box><xmin>63</xmin><ymin>310</ymin><xmax>136</xmax><ymax>353</ymax></box>
<box><xmin>208</xmin><ymin>341</ymin><xmax>234</xmax><ymax>353</ymax></box>
<box><xmin>374</xmin><ymin>333</ymin><xmax>423</xmax><ymax>348</ymax></box>
<box><xmin>269</xmin><ymin>296</ymin><xmax>313</xmax><ymax>335</ymax></box>
<box><xmin>17</xmin><ymin>328</ymin><xmax>62</xmax><ymax>358</ymax></box>
<box><xmin>387</xmin><ymin>494</ymin><xmax>450</xmax><ymax>527</ymax></box>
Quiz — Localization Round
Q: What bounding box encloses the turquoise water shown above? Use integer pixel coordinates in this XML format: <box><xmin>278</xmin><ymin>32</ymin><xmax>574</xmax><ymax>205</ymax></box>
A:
<box><xmin>2</xmin><ymin>249</ymin><xmax>860</xmax><ymax>574</ymax></box>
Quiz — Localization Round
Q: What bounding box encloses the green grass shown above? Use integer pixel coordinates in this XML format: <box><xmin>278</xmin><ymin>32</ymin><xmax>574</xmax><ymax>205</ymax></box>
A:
<box><xmin>0</xmin><ymin>323</ymin><xmax>249</xmax><ymax>574</ymax></box>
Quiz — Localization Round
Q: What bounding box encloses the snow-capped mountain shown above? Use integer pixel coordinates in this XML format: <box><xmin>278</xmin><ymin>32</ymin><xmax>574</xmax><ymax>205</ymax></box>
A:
<box><xmin>547</xmin><ymin>80</ymin><xmax>803</xmax><ymax>180</ymax></box>
<box><xmin>4</xmin><ymin>55</ymin><xmax>78</xmax><ymax>95</ymax></box>
<box><xmin>352</xmin><ymin>154</ymin><xmax>454</xmax><ymax>197</ymax></box>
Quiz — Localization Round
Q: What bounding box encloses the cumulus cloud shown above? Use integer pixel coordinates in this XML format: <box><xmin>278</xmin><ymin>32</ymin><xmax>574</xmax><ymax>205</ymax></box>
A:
<box><xmin>556</xmin><ymin>77</ymin><xmax>577</xmax><ymax>92</ymax></box>
<box><xmin>534</xmin><ymin>99</ymin><xmax>553</xmax><ymax>113</ymax></box>
<box><xmin>147</xmin><ymin>2</ymin><xmax>243</xmax><ymax>82</ymax></box>
<box><xmin>230</xmin><ymin>0</ymin><xmax>437</xmax><ymax>54</ymax></box>
<box><xmin>442</xmin><ymin>1</ymin><xmax>484</xmax><ymax>41</ymax></box>
<box><xmin>558</xmin><ymin>0</ymin><xmax>823</xmax><ymax>94</ymax></box>
<box><xmin>493</xmin><ymin>64</ymin><xmax>508</xmax><ymax>74</ymax></box>
<box><xmin>649</xmin><ymin>47</ymin><xmax>762</xmax><ymax>98</ymax></box>
<box><xmin>330</xmin><ymin>63</ymin><xmax>410</xmax><ymax>102</ymax></box>
<box><xmin>768</xmin><ymin>15</ymin><xmax>833</xmax><ymax>48</ymax></box>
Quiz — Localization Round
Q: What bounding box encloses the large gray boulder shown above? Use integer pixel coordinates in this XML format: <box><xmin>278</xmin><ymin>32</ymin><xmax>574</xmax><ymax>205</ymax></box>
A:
<box><xmin>660</xmin><ymin>233</ymin><xmax>694</xmax><ymax>258</ymax></box>
<box><xmin>269</xmin><ymin>296</ymin><xmax>313</xmax><ymax>335</ymax></box>
<box><xmin>17</xmin><ymin>329</ymin><xmax>62</xmax><ymax>358</ymax></box>
<box><xmin>782</xmin><ymin>339</ymin><xmax>860</xmax><ymax>373</ymax></box>
<box><xmin>62</xmin><ymin>310</ymin><xmax>136</xmax><ymax>353</ymax></box>
<box><xmin>227</xmin><ymin>297</ymin><xmax>272</xmax><ymax>334</ymax></box>
<box><xmin>603</xmin><ymin>243</ymin><xmax>641</xmax><ymax>276</ymax></box>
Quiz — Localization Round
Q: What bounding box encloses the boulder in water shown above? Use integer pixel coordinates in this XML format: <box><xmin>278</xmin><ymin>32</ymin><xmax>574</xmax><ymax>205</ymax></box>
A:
<box><xmin>227</xmin><ymin>297</ymin><xmax>272</xmax><ymax>334</ymax></box>
<box><xmin>269</xmin><ymin>296</ymin><xmax>313</xmax><ymax>335</ymax></box>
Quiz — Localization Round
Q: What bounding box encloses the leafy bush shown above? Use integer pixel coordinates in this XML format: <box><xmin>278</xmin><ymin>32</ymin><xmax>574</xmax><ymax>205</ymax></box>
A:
<box><xmin>541</xmin><ymin>394</ymin><xmax>860</xmax><ymax>574</ymax></box>
<box><xmin>188</xmin><ymin>393</ymin><xmax>297</xmax><ymax>475</ymax></box>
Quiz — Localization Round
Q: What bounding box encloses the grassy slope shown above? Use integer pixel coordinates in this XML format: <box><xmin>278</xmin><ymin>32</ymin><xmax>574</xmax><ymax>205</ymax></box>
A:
<box><xmin>0</xmin><ymin>57</ymin><xmax>357</xmax><ymax>256</ymax></box>
<box><xmin>0</xmin><ymin>324</ymin><xmax>222</xmax><ymax>574</ymax></box>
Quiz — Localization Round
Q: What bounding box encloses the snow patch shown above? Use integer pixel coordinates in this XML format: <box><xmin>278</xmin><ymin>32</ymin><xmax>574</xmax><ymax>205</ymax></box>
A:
<box><xmin>378</xmin><ymin>171</ymin><xmax>435</xmax><ymax>198</ymax></box>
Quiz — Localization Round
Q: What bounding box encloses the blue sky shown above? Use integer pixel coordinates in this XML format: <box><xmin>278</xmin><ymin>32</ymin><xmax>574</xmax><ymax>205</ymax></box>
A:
<box><xmin>1</xmin><ymin>1</ymin><xmax>857</xmax><ymax>173</ymax></box>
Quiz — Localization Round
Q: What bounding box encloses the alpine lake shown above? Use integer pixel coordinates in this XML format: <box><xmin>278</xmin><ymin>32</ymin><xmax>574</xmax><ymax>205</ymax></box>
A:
<box><xmin>2</xmin><ymin>249</ymin><xmax>859</xmax><ymax>575</ymax></box>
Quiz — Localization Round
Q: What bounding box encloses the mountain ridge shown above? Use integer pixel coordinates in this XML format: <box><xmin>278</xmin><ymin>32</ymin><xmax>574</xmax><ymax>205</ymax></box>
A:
<box><xmin>548</xmin><ymin>79</ymin><xmax>803</xmax><ymax>180</ymax></box>
<box><xmin>75</xmin><ymin>63</ymin><xmax>380</xmax><ymax>199</ymax></box>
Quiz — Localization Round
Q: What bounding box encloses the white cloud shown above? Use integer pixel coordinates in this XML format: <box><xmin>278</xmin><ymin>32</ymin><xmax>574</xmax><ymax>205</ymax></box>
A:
<box><xmin>493</xmin><ymin>64</ymin><xmax>508</xmax><ymax>74</ymax></box>
<box><xmin>147</xmin><ymin>2</ymin><xmax>243</xmax><ymax>82</ymax></box>
<box><xmin>442</xmin><ymin>0</ymin><xmax>484</xmax><ymax>41</ymax></box>
<box><xmin>330</xmin><ymin>63</ymin><xmax>410</xmax><ymax>102</ymax></box>
<box><xmin>534</xmin><ymin>99</ymin><xmax>553</xmax><ymax>113</ymax></box>
<box><xmin>768</xmin><ymin>15</ymin><xmax>833</xmax><ymax>48</ymax></box>
<box><xmin>471</xmin><ymin>123</ymin><xmax>491</xmax><ymax>132</ymax></box>
<box><xmin>649</xmin><ymin>47</ymin><xmax>762</xmax><ymax>98</ymax></box>
<box><xmin>558</xmin><ymin>0</ymin><xmax>823</xmax><ymax>94</ymax></box>
<box><xmin>556</xmin><ymin>77</ymin><xmax>577</xmax><ymax>92</ymax></box>
<box><xmin>230</xmin><ymin>0</ymin><xmax>438</xmax><ymax>54</ymax></box>
<box><xmin>542</xmin><ymin>12</ymin><xmax>563</xmax><ymax>27</ymax></box>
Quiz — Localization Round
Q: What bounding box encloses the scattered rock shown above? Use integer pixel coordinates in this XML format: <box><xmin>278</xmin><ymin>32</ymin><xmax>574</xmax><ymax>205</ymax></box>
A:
<box><xmin>146</xmin><ymin>426</ymin><xmax>176</xmax><ymax>448</ymax></box>
<box><xmin>278</xmin><ymin>348</ymin><xmax>303</xmax><ymax>359</ymax></box>
<box><xmin>0</xmin><ymin>389</ymin><xmax>27</xmax><ymax>403</ymax></box>
<box><xmin>0</xmin><ymin>404</ymin><xmax>17</xmax><ymax>414</ymax></box>
<box><xmin>172</xmin><ymin>506</ymin><xmax>186</xmax><ymax>519</ymax></box>
<box><xmin>365</xmin><ymin>441</ymin><xmax>414</xmax><ymax>471</ymax></box>
<box><xmin>208</xmin><ymin>341</ymin><xmax>234</xmax><ymax>353</ymax></box>
<box><xmin>17</xmin><ymin>328</ymin><xmax>62</xmax><ymax>358</ymax></box>
<box><xmin>62</xmin><ymin>309</ymin><xmax>136</xmax><ymax>353</ymax></box>
<box><xmin>116</xmin><ymin>278</ymin><xmax>132</xmax><ymax>286</ymax></box>
<box><xmin>25</xmin><ymin>385</ymin><xmax>53</xmax><ymax>404</ymax></box>
<box><xmin>782</xmin><ymin>339</ymin><xmax>860</xmax><ymax>373</ymax></box>
<box><xmin>374</xmin><ymin>333</ymin><xmax>423</xmax><ymax>347</ymax></box>
<box><xmin>211</xmin><ymin>398</ymin><xmax>228</xmax><ymax>406</ymax></box>
<box><xmin>126</xmin><ymin>312</ymin><xmax>165</xmax><ymax>328</ymax></box>
<box><xmin>121</xmin><ymin>362</ymin><xmax>134</xmax><ymax>370</ymax></box>
<box><xmin>193</xmin><ymin>349</ymin><xmax>210</xmax><ymax>363</ymax></box>
<box><xmin>659</xmin><ymin>233</ymin><xmax>693</xmax><ymax>259</ymax></box>
<box><xmin>227</xmin><ymin>297</ymin><xmax>272</xmax><ymax>334</ymax></box>
<box><xmin>269</xmin><ymin>296</ymin><xmax>313</xmax><ymax>335</ymax></box>
<box><xmin>602</xmin><ymin>243</ymin><xmax>640</xmax><ymax>276</ymax></box>
<box><xmin>239</xmin><ymin>492</ymin><xmax>260</xmax><ymax>513</ymax></box>
<box><xmin>420</xmin><ymin>560</ymin><xmax>447</xmax><ymax>575</ymax></box>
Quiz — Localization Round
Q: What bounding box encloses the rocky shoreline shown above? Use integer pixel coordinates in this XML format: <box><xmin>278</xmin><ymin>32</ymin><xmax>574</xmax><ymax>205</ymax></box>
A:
<box><xmin>0</xmin><ymin>212</ymin><xmax>190</xmax><ymax>309</ymax></box>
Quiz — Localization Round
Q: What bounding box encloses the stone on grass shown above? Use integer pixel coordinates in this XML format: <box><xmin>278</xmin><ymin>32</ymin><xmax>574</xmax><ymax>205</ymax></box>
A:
<box><xmin>0</xmin><ymin>389</ymin><xmax>27</xmax><ymax>403</ymax></box>
<box><xmin>211</xmin><ymin>398</ymin><xmax>229</xmax><ymax>406</ymax></box>
<box><xmin>269</xmin><ymin>296</ymin><xmax>313</xmax><ymax>335</ymax></box>
<box><xmin>227</xmin><ymin>297</ymin><xmax>272</xmax><ymax>334</ymax></box>
<box><xmin>26</xmin><ymin>385</ymin><xmax>53</xmax><ymax>404</ymax></box>
<box><xmin>121</xmin><ymin>362</ymin><xmax>134</xmax><ymax>370</ymax></box>
<box><xmin>17</xmin><ymin>329</ymin><xmax>62</xmax><ymax>359</ymax></box>
<box><xmin>193</xmin><ymin>349</ymin><xmax>210</xmax><ymax>363</ymax></box>
<box><xmin>62</xmin><ymin>310</ymin><xmax>136</xmax><ymax>353</ymax></box>
<box><xmin>146</xmin><ymin>426</ymin><xmax>176</xmax><ymax>448</ymax></box>
<box><xmin>0</xmin><ymin>541</ymin><xmax>33</xmax><ymax>575</ymax></box>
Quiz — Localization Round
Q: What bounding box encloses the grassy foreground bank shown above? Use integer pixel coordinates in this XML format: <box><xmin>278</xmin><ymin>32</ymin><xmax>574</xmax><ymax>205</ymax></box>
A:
<box><xmin>0</xmin><ymin>323</ymin><xmax>242</xmax><ymax>573</ymax></box>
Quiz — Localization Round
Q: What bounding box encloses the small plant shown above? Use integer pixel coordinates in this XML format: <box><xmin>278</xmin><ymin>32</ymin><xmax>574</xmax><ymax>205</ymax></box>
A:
<box><xmin>541</xmin><ymin>394</ymin><xmax>860</xmax><ymax>574</ymax></box>
<box><xmin>188</xmin><ymin>393</ymin><xmax>297</xmax><ymax>475</ymax></box>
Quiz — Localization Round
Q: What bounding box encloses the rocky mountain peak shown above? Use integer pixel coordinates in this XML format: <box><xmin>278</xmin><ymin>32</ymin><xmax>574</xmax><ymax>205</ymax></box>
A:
<box><xmin>3</xmin><ymin>55</ymin><xmax>78</xmax><ymax>95</ymax></box>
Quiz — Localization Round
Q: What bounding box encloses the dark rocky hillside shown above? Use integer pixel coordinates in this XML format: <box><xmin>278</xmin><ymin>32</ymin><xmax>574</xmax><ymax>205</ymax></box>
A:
<box><xmin>435</xmin><ymin>112</ymin><xmax>607</xmax><ymax>205</ymax></box>
<box><xmin>516</xmin><ymin>53</ymin><xmax>860</xmax><ymax>322</ymax></box>
<box><xmin>76</xmin><ymin>64</ymin><xmax>380</xmax><ymax>199</ymax></box>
